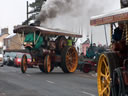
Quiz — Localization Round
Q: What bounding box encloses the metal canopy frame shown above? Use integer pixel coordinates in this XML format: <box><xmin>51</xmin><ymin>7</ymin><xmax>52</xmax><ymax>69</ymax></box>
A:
<box><xmin>14</xmin><ymin>25</ymin><xmax>82</xmax><ymax>38</ymax></box>
<box><xmin>90</xmin><ymin>8</ymin><xmax>128</xmax><ymax>26</ymax></box>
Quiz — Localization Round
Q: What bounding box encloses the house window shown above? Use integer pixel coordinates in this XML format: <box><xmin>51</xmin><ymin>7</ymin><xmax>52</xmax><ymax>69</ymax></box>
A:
<box><xmin>0</xmin><ymin>48</ymin><xmax>3</xmax><ymax>54</ymax></box>
<box><xmin>8</xmin><ymin>40</ymin><xmax>10</xmax><ymax>47</ymax></box>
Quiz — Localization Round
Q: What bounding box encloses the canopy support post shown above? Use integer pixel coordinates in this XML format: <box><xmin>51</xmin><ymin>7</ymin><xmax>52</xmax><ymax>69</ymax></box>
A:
<box><xmin>104</xmin><ymin>25</ymin><xmax>108</xmax><ymax>46</ymax></box>
<box><xmin>35</xmin><ymin>32</ymin><xmax>42</xmax><ymax>44</ymax></box>
<box><xmin>34</xmin><ymin>32</ymin><xmax>35</xmax><ymax>45</ymax></box>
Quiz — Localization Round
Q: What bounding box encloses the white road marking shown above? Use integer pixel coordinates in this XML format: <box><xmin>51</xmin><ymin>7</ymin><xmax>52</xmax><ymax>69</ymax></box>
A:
<box><xmin>1</xmin><ymin>92</ymin><xmax>6</xmax><ymax>96</ymax></box>
<box><xmin>81</xmin><ymin>91</ymin><xmax>96</xmax><ymax>96</ymax></box>
<box><xmin>11</xmin><ymin>70</ymin><xmax>17</xmax><ymax>72</ymax></box>
<box><xmin>0</xmin><ymin>69</ymin><xmax>7</xmax><ymax>72</ymax></box>
<box><xmin>46</xmin><ymin>80</ymin><xmax>55</xmax><ymax>84</ymax></box>
<box><xmin>91</xmin><ymin>73</ymin><xmax>97</xmax><ymax>77</ymax></box>
<box><xmin>26</xmin><ymin>74</ymin><xmax>31</xmax><ymax>77</ymax></box>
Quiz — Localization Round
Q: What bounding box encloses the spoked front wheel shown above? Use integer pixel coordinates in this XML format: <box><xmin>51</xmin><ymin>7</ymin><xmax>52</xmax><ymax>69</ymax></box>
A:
<box><xmin>97</xmin><ymin>53</ymin><xmax>119</xmax><ymax>96</ymax></box>
<box><xmin>21</xmin><ymin>54</ymin><xmax>28</xmax><ymax>73</ymax></box>
<box><xmin>44</xmin><ymin>55</ymin><xmax>52</xmax><ymax>73</ymax></box>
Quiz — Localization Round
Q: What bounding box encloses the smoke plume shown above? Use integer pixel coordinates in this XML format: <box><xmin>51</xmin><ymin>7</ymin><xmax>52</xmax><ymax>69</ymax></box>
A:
<box><xmin>36</xmin><ymin>0</ymin><xmax>120</xmax><ymax>44</ymax></box>
<box><xmin>36</xmin><ymin>0</ymin><xmax>73</xmax><ymax>23</ymax></box>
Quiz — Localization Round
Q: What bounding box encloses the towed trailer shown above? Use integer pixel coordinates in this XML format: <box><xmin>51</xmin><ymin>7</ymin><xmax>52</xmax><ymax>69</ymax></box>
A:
<box><xmin>14</xmin><ymin>25</ymin><xmax>82</xmax><ymax>73</ymax></box>
<box><xmin>90</xmin><ymin>7</ymin><xmax>128</xmax><ymax>96</ymax></box>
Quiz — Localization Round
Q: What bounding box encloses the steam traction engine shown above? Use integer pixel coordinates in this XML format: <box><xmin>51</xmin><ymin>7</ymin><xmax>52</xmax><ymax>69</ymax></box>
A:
<box><xmin>90</xmin><ymin>0</ymin><xmax>128</xmax><ymax>95</ymax></box>
<box><xmin>14</xmin><ymin>26</ymin><xmax>82</xmax><ymax>73</ymax></box>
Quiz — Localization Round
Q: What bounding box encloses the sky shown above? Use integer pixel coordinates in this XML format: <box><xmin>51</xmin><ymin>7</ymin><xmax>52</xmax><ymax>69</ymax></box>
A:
<box><xmin>0</xmin><ymin>0</ymin><xmax>120</xmax><ymax>45</ymax></box>
<box><xmin>91</xmin><ymin>0</ymin><xmax>120</xmax><ymax>45</ymax></box>
<box><xmin>0</xmin><ymin>0</ymin><xmax>34</xmax><ymax>33</ymax></box>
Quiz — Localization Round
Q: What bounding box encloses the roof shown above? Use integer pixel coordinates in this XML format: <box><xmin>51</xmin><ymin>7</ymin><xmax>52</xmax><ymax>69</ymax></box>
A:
<box><xmin>5</xmin><ymin>34</ymin><xmax>16</xmax><ymax>39</ymax></box>
<box><xmin>0</xmin><ymin>34</ymin><xmax>9</xmax><ymax>42</ymax></box>
<box><xmin>13</xmin><ymin>25</ymin><xmax>82</xmax><ymax>38</ymax></box>
<box><xmin>82</xmin><ymin>38</ymin><xmax>90</xmax><ymax>44</ymax></box>
<box><xmin>90</xmin><ymin>7</ymin><xmax>128</xmax><ymax>26</ymax></box>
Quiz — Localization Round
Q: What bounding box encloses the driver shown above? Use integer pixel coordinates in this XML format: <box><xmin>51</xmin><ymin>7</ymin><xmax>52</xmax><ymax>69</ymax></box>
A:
<box><xmin>112</xmin><ymin>22</ymin><xmax>124</xmax><ymax>42</ymax></box>
<box><xmin>112</xmin><ymin>22</ymin><xmax>126</xmax><ymax>51</ymax></box>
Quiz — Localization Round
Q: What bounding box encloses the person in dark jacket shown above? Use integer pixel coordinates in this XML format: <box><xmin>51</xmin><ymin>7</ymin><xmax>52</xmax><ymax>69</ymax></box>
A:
<box><xmin>112</xmin><ymin>22</ymin><xmax>125</xmax><ymax>51</ymax></box>
<box><xmin>112</xmin><ymin>23</ymin><xmax>124</xmax><ymax>42</ymax></box>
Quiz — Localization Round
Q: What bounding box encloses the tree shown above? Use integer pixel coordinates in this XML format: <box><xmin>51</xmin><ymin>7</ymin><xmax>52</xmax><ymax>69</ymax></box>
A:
<box><xmin>22</xmin><ymin>0</ymin><xmax>47</xmax><ymax>25</ymax></box>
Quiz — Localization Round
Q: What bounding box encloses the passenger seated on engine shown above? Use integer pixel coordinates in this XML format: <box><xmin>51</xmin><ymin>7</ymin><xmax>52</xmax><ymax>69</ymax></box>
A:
<box><xmin>67</xmin><ymin>37</ymin><xmax>73</xmax><ymax>46</ymax></box>
<box><xmin>67</xmin><ymin>37</ymin><xmax>77</xmax><ymax>46</ymax></box>
<box><xmin>42</xmin><ymin>36</ymin><xmax>50</xmax><ymax>48</ymax></box>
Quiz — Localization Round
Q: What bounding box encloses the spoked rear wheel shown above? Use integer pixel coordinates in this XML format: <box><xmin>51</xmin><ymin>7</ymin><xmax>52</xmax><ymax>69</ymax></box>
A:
<box><xmin>56</xmin><ymin>36</ymin><xmax>67</xmax><ymax>53</ymax></box>
<box><xmin>61</xmin><ymin>46</ymin><xmax>78</xmax><ymax>73</ymax></box>
<box><xmin>97</xmin><ymin>53</ymin><xmax>119</xmax><ymax>96</ymax></box>
<box><xmin>39</xmin><ymin>65</ymin><xmax>45</xmax><ymax>72</ymax></box>
<box><xmin>113</xmin><ymin>68</ymin><xmax>126</xmax><ymax>96</ymax></box>
<box><xmin>83</xmin><ymin>64</ymin><xmax>91</xmax><ymax>73</ymax></box>
<box><xmin>44</xmin><ymin>55</ymin><xmax>52</xmax><ymax>73</ymax></box>
<box><xmin>21</xmin><ymin>54</ymin><xmax>28</xmax><ymax>73</ymax></box>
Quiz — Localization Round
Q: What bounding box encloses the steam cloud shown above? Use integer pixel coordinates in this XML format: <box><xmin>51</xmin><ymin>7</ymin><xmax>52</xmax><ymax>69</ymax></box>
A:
<box><xmin>36</xmin><ymin>0</ymin><xmax>73</xmax><ymax>22</ymax></box>
<box><xmin>36</xmin><ymin>0</ymin><xmax>120</xmax><ymax>44</ymax></box>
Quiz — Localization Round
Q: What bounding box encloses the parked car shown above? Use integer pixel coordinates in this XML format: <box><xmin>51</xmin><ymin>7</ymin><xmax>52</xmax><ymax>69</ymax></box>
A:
<box><xmin>0</xmin><ymin>47</ymin><xmax>3</xmax><ymax>65</ymax></box>
<box><xmin>3</xmin><ymin>52</ymin><xmax>17</xmax><ymax>66</ymax></box>
<box><xmin>14</xmin><ymin>53</ymin><xmax>32</xmax><ymax>67</ymax></box>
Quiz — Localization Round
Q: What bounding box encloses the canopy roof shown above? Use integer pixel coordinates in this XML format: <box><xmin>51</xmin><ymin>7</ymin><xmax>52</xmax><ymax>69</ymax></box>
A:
<box><xmin>90</xmin><ymin>7</ymin><xmax>128</xmax><ymax>26</ymax></box>
<box><xmin>14</xmin><ymin>25</ymin><xmax>82</xmax><ymax>38</ymax></box>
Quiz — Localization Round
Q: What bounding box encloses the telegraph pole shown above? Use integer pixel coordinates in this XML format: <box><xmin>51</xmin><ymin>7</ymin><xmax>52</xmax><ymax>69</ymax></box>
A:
<box><xmin>26</xmin><ymin>1</ymin><xmax>29</xmax><ymax>25</ymax></box>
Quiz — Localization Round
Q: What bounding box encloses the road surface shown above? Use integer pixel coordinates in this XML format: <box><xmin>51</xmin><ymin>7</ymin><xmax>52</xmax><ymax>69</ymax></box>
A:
<box><xmin>0</xmin><ymin>66</ymin><xmax>98</xmax><ymax>96</ymax></box>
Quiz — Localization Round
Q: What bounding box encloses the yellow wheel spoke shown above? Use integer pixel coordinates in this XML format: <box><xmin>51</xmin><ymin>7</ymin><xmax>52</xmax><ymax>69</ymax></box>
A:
<box><xmin>101</xmin><ymin>82</ymin><xmax>105</xmax><ymax>89</ymax></box>
<box><xmin>103</xmin><ymin>59</ymin><xmax>109</xmax><ymax>71</ymax></box>
<box><xmin>104</xmin><ymin>70</ymin><xmax>110</xmax><ymax>83</ymax></box>
<box><xmin>100</xmin><ymin>84</ymin><xmax>109</xmax><ymax>95</ymax></box>
<box><xmin>106</xmin><ymin>73</ymin><xmax>110</xmax><ymax>80</ymax></box>
<box><xmin>101</xmin><ymin>72</ymin><xmax>106</xmax><ymax>77</ymax></box>
<box><xmin>108</xmin><ymin>87</ymin><xmax>110</xmax><ymax>96</ymax></box>
<box><xmin>106</xmin><ymin>77</ymin><xmax>110</xmax><ymax>84</ymax></box>
<box><xmin>105</xmin><ymin>70</ymin><xmax>109</xmax><ymax>75</ymax></box>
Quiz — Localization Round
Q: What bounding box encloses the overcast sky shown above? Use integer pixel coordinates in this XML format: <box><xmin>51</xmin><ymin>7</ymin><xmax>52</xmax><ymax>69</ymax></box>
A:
<box><xmin>91</xmin><ymin>0</ymin><xmax>120</xmax><ymax>45</ymax></box>
<box><xmin>0</xmin><ymin>0</ymin><xmax>34</xmax><ymax>33</ymax></box>
<box><xmin>0</xmin><ymin>0</ymin><xmax>121</xmax><ymax>45</ymax></box>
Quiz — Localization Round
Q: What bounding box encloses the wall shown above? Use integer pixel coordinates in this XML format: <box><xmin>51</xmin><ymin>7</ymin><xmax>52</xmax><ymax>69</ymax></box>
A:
<box><xmin>82</xmin><ymin>43</ymin><xmax>90</xmax><ymax>56</ymax></box>
<box><xmin>4</xmin><ymin>34</ymin><xmax>23</xmax><ymax>50</ymax></box>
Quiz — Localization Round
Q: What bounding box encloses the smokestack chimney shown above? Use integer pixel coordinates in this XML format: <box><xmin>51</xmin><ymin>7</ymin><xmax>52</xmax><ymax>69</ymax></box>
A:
<box><xmin>1</xmin><ymin>28</ymin><xmax>8</xmax><ymax>35</ymax></box>
<box><xmin>120</xmin><ymin>0</ymin><xmax>128</xmax><ymax>8</ymax></box>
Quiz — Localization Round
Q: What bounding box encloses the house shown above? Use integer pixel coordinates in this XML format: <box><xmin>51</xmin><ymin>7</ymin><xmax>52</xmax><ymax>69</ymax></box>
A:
<box><xmin>4</xmin><ymin>34</ymin><xmax>23</xmax><ymax>50</ymax></box>
<box><xmin>0</xmin><ymin>28</ymin><xmax>9</xmax><ymax>48</ymax></box>
<box><xmin>81</xmin><ymin>38</ymin><xmax>90</xmax><ymax>56</ymax></box>
<box><xmin>0</xmin><ymin>28</ymin><xmax>9</xmax><ymax>62</ymax></box>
